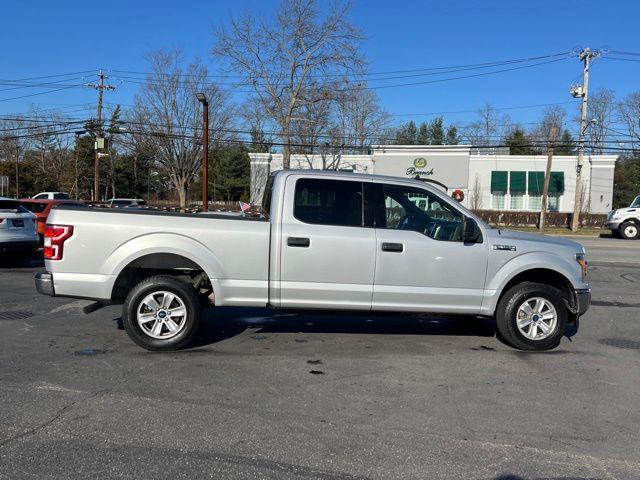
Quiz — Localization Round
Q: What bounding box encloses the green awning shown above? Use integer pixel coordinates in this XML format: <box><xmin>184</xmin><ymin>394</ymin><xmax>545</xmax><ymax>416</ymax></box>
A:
<box><xmin>510</xmin><ymin>171</ymin><xmax>526</xmax><ymax>193</ymax></box>
<box><xmin>549</xmin><ymin>171</ymin><xmax>565</xmax><ymax>194</ymax></box>
<box><xmin>528</xmin><ymin>172</ymin><xmax>545</xmax><ymax>195</ymax></box>
<box><xmin>491</xmin><ymin>171</ymin><xmax>508</xmax><ymax>193</ymax></box>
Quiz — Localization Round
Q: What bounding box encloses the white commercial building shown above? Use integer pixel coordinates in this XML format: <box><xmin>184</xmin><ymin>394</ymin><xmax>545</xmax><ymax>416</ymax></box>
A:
<box><xmin>249</xmin><ymin>145</ymin><xmax>617</xmax><ymax>214</ymax></box>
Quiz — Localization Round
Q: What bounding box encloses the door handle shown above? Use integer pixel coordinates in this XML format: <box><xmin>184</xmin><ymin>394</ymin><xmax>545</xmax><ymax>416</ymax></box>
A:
<box><xmin>287</xmin><ymin>237</ymin><xmax>310</xmax><ymax>247</ymax></box>
<box><xmin>381</xmin><ymin>242</ymin><xmax>403</xmax><ymax>252</ymax></box>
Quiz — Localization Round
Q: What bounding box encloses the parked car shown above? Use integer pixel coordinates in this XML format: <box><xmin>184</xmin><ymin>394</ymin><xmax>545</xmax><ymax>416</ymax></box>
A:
<box><xmin>32</xmin><ymin>192</ymin><xmax>70</xmax><ymax>200</ymax></box>
<box><xmin>107</xmin><ymin>198</ymin><xmax>147</xmax><ymax>208</ymax></box>
<box><xmin>20</xmin><ymin>199</ymin><xmax>87</xmax><ymax>243</ymax></box>
<box><xmin>605</xmin><ymin>195</ymin><xmax>640</xmax><ymax>240</ymax></box>
<box><xmin>0</xmin><ymin>197</ymin><xmax>38</xmax><ymax>261</ymax></box>
<box><xmin>35</xmin><ymin>170</ymin><xmax>590</xmax><ymax>352</ymax></box>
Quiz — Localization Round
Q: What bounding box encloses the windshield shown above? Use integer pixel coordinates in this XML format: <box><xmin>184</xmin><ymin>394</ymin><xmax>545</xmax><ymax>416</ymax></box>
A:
<box><xmin>631</xmin><ymin>196</ymin><xmax>640</xmax><ymax>208</ymax></box>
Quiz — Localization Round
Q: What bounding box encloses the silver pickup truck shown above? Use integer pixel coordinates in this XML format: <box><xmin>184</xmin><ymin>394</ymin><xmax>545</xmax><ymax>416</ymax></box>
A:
<box><xmin>35</xmin><ymin>170</ymin><xmax>590</xmax><ymax>352</ymax></box>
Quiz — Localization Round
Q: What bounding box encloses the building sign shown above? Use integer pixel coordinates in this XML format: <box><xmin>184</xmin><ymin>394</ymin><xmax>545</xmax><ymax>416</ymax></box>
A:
<box><xmin>406</xmin><ymin>157</ymin><xmax>434</xmax><ymax>176</ymax></box>
<box><xmin>372</xmin><ymin>147</ymin><xmax>471</xmax><ymax>190</ymax></box>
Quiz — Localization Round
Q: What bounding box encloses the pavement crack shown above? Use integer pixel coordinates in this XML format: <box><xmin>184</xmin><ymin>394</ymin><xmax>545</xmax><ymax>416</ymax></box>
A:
<box><xmin>0</xmin><ymin>389</ymin><xmax>108</xmax><ymax>450</ymax></box>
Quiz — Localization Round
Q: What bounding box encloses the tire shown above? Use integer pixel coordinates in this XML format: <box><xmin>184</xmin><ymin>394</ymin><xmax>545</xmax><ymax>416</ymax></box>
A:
<box><xmin>619</xmin><ymin>222</ymin><xmax>639</xmax><ymax>240</ymax></box>
<box><xmin>122</xmin><ymin>275</ymin><xmax>201</xmax><ymax>351</ymax></box>
<box><xmin>496</xmin><ymin>282</ymin><xmax>567</xmax><ymax>351</ymax></box>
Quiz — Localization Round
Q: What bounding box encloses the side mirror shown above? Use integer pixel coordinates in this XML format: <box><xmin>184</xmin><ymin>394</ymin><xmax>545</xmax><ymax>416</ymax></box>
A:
<box><xmin>462</xmin><ymin>217</ymin><xmax>482</xmax><ymax>244</ymax></box>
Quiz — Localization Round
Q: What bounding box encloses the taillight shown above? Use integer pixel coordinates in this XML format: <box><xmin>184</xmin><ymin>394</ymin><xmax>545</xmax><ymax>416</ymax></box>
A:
<box><xmin>44</xmin><ymin>225</ymin><xmax>73</xmax><ymax>260</ymax></box>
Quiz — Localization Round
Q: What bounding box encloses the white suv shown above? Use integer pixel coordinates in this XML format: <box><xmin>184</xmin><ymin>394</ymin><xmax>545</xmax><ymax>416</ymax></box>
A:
<box><xmin>0</xmin><ymin>197</ymin><xmax>38</xmax><ymax>261</ymax></box>
<box><xmin>32</xmin><ymin>192</ymin><xmax>70</xmax><ymax>200</ymax></box>
<box><xmin>605</xmin><ymin>195</ymin><xmax>640</xmax><ymax>239</ymax></box>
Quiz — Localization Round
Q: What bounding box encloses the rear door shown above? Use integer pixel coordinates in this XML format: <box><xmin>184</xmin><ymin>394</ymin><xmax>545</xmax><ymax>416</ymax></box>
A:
<box><xmin>371</xmin><ymin>182</ymin><xmax>488</xmax><ymax>313</ymax></box>
<box><xmin>278</xmin><ymin>175</ymin><xmax>376</xmax><ymax>310</ymax></box>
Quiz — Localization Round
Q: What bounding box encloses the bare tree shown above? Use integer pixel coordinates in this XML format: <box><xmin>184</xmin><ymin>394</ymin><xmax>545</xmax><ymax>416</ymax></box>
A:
<box><xmin>463</xmin><ymin>104</ymin><xmax>511</xmax><ymax>151</ymax></box>
<box><xmin>531</xmin><ymin>106</ymin><xmax>566</xmax><ymax>152</ymax></box>
<box><xmin>332</xmin><ymin>81</ymin><xmax>390</xmax><ymax>149</ymax></box>
<box><xmin>586</xmin><ymin>89</ymin><xmax>615</xmax><ymax>154</ymax></box>
<box><xmin>469</xmin><ymin>174</ymin><xmax>483</xmax><ymax>210</ymax></box>
<box><xmin>240</xmin><ymin>101</ymin><xmax>274</xmax><ymax>153</ymax></box>
<box><xmin>619</xmin><ymin>91</ymin><xmax>640</xmax><ymax>152</ymax></box>
<box><xmin>129</xmin><ymin>48</ymin><xmax>232</xmax><ymax>209</ymax></box>
<box><xmin>213</xmin><ymin>0</ymin><xmax>364</xmax><ymax>168</ymax></box>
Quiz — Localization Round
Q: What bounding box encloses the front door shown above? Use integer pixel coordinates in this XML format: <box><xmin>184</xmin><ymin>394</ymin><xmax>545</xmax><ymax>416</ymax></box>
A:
<box><xmin>371</xmin><ymin>183</ymin><xmax>488</xmax><ymax>313</ymax></box>
<box><xmin>278</xmin><ymin>176</ymin><xmax>376</xmax><ymax>310</ymax></box>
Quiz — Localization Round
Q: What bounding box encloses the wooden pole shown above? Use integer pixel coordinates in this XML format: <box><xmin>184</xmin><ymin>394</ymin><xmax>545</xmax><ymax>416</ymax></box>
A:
<box><xmin>539</xmin><ymin>126</ymin><xmax>559</xmax><ymax>230</ymax></box>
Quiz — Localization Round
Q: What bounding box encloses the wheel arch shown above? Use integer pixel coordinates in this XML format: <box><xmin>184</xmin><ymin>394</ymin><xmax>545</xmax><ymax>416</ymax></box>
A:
<box><xmin>106</xmin><ymin>233</ymin><xmax>223</xmax><ymax>303</ymax></box>
<box><xmin>486</xmin><ymin>253</ymin><xmax>581</xmax><ymax>317</ymax></box>
<box><xmin>496</xmin><ymin>268</ymin><xmax>575</xmax><ymax>314</ymax></box>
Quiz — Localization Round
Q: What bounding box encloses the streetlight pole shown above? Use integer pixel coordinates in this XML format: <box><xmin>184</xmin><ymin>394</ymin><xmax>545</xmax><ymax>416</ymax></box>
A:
<box><xmin>196</xmin><ymin>92</ymin><xmax>209</xmax><ymax>212</ymax></box>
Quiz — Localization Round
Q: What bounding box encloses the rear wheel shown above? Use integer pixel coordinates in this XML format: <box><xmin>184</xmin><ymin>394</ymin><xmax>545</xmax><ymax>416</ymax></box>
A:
<box><xmin>619</xmin><ymin>221</ymin><xmax>639</xmax><ymax>240</ymax></box>
<box><xmin>122</xmin><ymin>275</ymin><xmax>201</xmax><ymax>351</ymax></box>
<box><xmin>496</xmin><ymin>282</ymin><xmax>567</xmax><ymax>351</ymax></box>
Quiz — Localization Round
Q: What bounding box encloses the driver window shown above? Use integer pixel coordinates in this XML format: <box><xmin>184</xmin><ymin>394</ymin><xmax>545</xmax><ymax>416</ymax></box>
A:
<box><xmin>382</xmin><ymin>185</ymin><xmax>464</xmax><ymax>241</ymax></box>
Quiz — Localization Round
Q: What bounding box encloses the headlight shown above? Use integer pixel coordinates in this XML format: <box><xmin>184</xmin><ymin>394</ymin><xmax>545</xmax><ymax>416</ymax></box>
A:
<box><xmin>575</xmin><ymin>252</ymin><xmax>588</xmax><ymax>280</ymax></box>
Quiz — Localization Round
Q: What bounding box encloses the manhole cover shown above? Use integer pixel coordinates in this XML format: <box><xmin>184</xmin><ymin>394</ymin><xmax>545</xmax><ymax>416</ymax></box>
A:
<box><xmin>599</xmin><ymin>338</ymin><xmax>640</xmax><ymax>350</ymax></box>
<box><xmin>0</xmin><ymin>311</ymin><xmax>34</xmax><ymax>320</ymax></box>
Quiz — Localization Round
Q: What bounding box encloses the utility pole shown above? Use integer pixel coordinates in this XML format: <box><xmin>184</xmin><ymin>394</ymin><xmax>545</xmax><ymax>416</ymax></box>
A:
<box><xmin>87</xmin><ymin>71</ymin><xmax>115</xmax><ymax>201</ymax></box>
<box><xmin>539</xmin><ymin>126</ymin><xmax>559</xmax><ymax>231</ymax></box>
<box><xmin>570</xmin><ymin>48</ymin><xmax>599</xmax><ymax>231</ymax></box>
<box><xmin>14</xmin><ymin>146</ymin><xmax>20</xmax><ymax>199</ymax></box>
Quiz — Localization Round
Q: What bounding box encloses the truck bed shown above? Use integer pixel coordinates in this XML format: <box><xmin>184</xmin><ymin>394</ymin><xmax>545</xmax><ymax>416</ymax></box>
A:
<box><xmin>45</xmin><ymin>206</ymin><xmax>271</xmax><ymax>306</ymax></box>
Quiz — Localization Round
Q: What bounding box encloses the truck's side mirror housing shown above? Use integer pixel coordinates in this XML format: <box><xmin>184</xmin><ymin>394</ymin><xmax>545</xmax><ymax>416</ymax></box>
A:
<box><xmin>462</xmin><ymin>217</ymin><xmax>482</xmax><ymax>244</ymax></box>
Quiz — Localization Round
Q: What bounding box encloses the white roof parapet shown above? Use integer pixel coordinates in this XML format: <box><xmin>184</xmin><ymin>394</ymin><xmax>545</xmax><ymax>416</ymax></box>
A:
<box><xmin>370</xmin><ymin>144</ymin><xmax>472</xmax><ymax>155</ymax></box>
<box><xmin>248</xmin><ymin>153</ymin><xmax>272</xmax><ymax>160</ymax></box>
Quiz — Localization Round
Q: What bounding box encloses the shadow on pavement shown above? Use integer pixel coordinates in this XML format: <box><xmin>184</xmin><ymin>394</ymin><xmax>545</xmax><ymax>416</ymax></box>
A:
<box><xmin>0</xmin><ymin>250</ymin><xmax>44</xmax><ymax>269</ymax></box>
<box><xmin>186</xmin><ymin>307</ymin><xmax>497</xmax><ymax>348</ymax></box>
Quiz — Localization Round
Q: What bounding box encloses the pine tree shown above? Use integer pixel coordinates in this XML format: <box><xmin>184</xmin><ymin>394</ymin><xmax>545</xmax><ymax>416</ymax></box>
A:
<box><xmin>394</xmin><ymin>121</ymin><xmax>418</xmax><ymax>144</ymax></box>
<box><xmin>555</xmin><ymin>129</ymin><xmax>577</xmax><ymax>155</ymax></box>
<box><xmin>429</xmin><ymin>117</ymin><xmax>444</xmax><ymax>145</ymax></box>
<box><xmin>445</xmin><ymin>125</ymin><xmax>460</xmax><ymax>145</ymax></box>
<box><xmin>505</xmin><ymin>127</ymin><xmax>535</xmax><ymax>155</ymax></box>
<box><xmin>417</xmin><ymin>122</ymin><xmax>430</xmax><ymax>144</ymax></box>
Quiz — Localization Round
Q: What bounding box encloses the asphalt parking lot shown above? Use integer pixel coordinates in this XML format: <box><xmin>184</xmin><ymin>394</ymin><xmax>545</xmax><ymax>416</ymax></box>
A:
<box><xmin>1</xmin><ymin>236</ymin><xmax>639</xmax><ymax>480</ymax></box>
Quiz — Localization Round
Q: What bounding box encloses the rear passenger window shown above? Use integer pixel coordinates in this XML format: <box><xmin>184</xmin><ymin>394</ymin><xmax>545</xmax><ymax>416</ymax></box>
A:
<box><xmin>294</xmin><ymin>178</ymin><xmax>363</xmax><ymax>227</ymax></box>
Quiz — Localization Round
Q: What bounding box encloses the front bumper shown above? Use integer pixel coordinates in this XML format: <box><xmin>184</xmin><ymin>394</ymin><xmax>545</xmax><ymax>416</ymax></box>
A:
<box><xmin>35</xmin><ymin>272</ymin><xmax>55</xmax><ymax>296</ymax></box>
<box><xmin>604</xmin><ymin>220</ymin><xmax>621</xmax><ymax>230</ymax></box>
<box><xmin>575</xmin><ymin>288</ymin><xmax>591</xmax><ymax>316</ymax></box>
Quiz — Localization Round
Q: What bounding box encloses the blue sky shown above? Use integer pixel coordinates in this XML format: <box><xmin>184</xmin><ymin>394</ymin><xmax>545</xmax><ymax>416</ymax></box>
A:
<box><xmin>1</xmin><ymin>0</ymin><xmax>638</xmax><ymax>130</ymax></box>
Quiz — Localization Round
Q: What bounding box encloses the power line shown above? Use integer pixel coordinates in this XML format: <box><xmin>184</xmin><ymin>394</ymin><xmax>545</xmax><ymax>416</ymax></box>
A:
<box><xmin>0</xmin><ymin>70</ymin><xmax>96</xmax><ymax>83</ymax></box>
<box><xmin>388</xmin><ymin>101</ymin><xmax>578</xmax><ymax>117</ymax></box>
<box><xmin>112</xmin><ymin>57</ymin><xmax>571</xmax><ymax>93</ymax></box>
<box><xmin>111</xmin><ymin>51</ymin><xmax>572</xmax><ymax>79</ymax></box>
<box><xmin>0</xmin><ymin>85</ymin><xmax>85</xmax><ymax>103</ymax></box>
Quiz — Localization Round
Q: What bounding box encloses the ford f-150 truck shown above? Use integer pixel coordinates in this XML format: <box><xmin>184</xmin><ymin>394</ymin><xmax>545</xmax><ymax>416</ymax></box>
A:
<box><xmin>35</xmin><ymin>170</ymin><xmax>590</xmax><ymax>351</ymax></box>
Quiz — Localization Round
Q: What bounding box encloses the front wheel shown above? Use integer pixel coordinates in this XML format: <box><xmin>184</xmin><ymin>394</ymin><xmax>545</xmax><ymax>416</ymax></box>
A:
<box><xmin>122</xmin><ymin>275</ymin><xmax>201</xmax><ymax>351</ymax></box>
<box><xmin>619</xmin><ymin>222</ymin><xmax>639</xmax><ymax>240</ymax></box>
<box><xmin>496</xmin><ymin>282</ymin><xmax>568</xmax><ymax>351</ymax></box>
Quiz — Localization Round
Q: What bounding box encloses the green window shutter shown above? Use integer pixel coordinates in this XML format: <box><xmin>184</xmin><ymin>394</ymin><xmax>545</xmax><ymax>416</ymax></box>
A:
<box><xmin>490</xmin><ymin>171</ymin><xmax>508</xmax><ymax>193</ymax></box>
<box><xmin>509</xmin><ymin>171</ymin><xmax>526</xmax><ymax>193</ymax></box>
<box><xmin>528</xmin><ymin>172</ymin><xmax>545</xmax><ymax>195</ymax></box>
<box><xmin>549</xmin><ymin>171</ymin><xmax>565</xmax><ymax>193</ymax></box>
